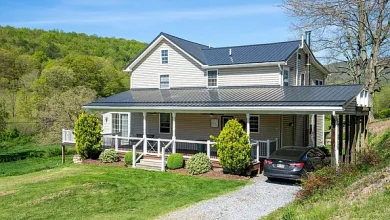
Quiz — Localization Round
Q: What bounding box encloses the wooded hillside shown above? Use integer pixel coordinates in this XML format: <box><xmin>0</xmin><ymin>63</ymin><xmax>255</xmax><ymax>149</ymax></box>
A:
<box><xmin>0</xmin><ymin>26</ymin><xmax>147</xmax><ymax>143</ymax></box>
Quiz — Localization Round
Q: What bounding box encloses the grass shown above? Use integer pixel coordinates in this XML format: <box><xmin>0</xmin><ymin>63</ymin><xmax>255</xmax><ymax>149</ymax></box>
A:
<box><xmin>0</xmin><ymin>155</ymin><xmax>73</xmax><ymax>177</ymax></box>
<box><xmin>0</xmin><ymin>164</ymin><xmax>247</xmax><ymax>219</ymax></box>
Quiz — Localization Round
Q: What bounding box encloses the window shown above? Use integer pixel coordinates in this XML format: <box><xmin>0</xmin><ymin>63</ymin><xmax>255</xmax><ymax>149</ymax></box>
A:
<box><xmin>160</xmin><ymin>74</ymin><xmax>169</xmax><ymax>89</ymax></box>
<box><xmin>301</xmin><ymin>73</ymin><xmax>305</xmax><ymax>86</ymax></box>
<box><xmin>161</xmin><ymin>49</ymin><xmax>168</xmax><ymax>64</ymax></box>
<box><xmin>282</xmin><ymin>68</ymin><xmax>289</xmax><ymax>86</ymax></box>
<box><xmin>112</xmin><ymin>113</ymin><xmax>129</xmax><ymax>136</ymax></box>
<box><xmin>249</xmin><ymin>116</ymin><xmax>259</xmax><ymax>133</ymax></box>
<box><xmin>298</xmin><ymin>53</ymin><xmax>302</xmax><ymax>60</ymax></box>
<box><xmin>159</xmin><ymin>113</ymin><xmax>171</xmax><ymax>133</ymax></box>
<box><xmin>207</xmin><ymin>70</ymin><xmax>218</xmax><ymax>87</ymax></box>
<box><xmin>315</xmin><ymin>80</ymin><xmax>324</xmax><ymax>85</ymax></box>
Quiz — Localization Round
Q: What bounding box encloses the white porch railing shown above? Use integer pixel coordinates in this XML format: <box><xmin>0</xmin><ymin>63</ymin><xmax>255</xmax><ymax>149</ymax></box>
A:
<box><xmin>62</xmin><ymin>129</ymin><xmax>279</xmax><ymax>170</ymax></box>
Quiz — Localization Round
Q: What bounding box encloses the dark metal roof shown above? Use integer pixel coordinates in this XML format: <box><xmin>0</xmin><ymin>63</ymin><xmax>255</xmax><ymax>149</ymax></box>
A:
<box><xmin>85</xmin><ymin>85</ymin><xmax>364</xmax><ymax>108</ymax></box>
<box><xmin>203</xmin><ymin>41</ymin><xmax>301</xmax><ymax>66</ymax></box>
<box><xmin>125</xmin><ymin>32</ymin><xmax>302</xmax><ymax>69</ymax></box>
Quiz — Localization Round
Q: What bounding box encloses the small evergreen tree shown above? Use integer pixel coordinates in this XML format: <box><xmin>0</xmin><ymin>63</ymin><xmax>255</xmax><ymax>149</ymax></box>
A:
<box><xmin>74</xmin><ymin>113</ymin><xmax>102</xmax><ymax>159</ymax></box>
<box><xmin>211</xmin><ymin>119</ymin><xmax>252</xmax><ymax>174</ymax></box>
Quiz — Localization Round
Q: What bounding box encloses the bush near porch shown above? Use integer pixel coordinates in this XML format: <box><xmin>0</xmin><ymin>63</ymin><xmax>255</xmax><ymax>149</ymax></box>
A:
<box><xmin>74</xmin><ymin>113</ymin><xmax>102</xmax><ymax>160</ymax></box>
<box><xmin>211</xmin><ymin>119</ymin><xmax>252</xmax><ymax>174</ymax></box>
<box><xmin>167</xmin><ymin>153</ymin><xmax>184</xmax><ymax>169</ymax></box>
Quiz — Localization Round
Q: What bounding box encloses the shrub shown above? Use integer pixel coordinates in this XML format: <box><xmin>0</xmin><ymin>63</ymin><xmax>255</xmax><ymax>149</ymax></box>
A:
<box><xmin>74</xmin><ymin>113</ymin><xmax>102</xmax><ymax>159</ymax></box>
<box><xmin>186</xmin><ymin>153</ymin><xmax>212</xmax><ymax>175</ymax></box>
<box><xmin>99</xmin><ymin>149</ymin><xmax>120</xmax><ymax>163</ymax></box>
<box><xmin>124</xmin><ymin>151</ymin><xmax>141</xmax><ymax>165</ymax></box>
<box><xmin>210</xmin><ymin>119</ymin><xmax>252</xmax><ymax>174</ymax></box>
<box><xmin>298</xmin><ymin>166</ymin><xmax>359</xmax><ymax>199</ymax></box>
<box><xmin>167</xmin><ymin>153</ymin><xmax>184</xmax><ymax>169</ymax></box>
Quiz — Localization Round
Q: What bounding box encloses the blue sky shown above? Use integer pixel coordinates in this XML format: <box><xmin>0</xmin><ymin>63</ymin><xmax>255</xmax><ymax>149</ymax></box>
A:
<box><xmin>0</xmin><ymin>0</ymin><xmax>299</xmax><ymax>47</ymax></box>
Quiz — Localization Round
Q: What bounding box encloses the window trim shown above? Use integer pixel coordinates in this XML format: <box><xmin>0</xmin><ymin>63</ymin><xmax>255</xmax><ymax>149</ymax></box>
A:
<box><xmin>111</xmin><ymin>112</ymin><xmax>131</xmax><ymax>137</ymax></box>
<box><xmin>159</xmin><ymin>74</ymin><xmax>170</xmax><ymax>89</ymax></box>
<box><xmin>281</xmin><ymin>67</ymin><xmax>289</xmax><ymax>86</ymax></box>
<box><xmin>207</xmin><ymin>69</ymin><xmax>218</xmax><ymax>88</ymax></box>
<box><xmin>159</xmin><ymin>113</ymin><xmax>171</xmax><ymax>134</ymax></box>
<box><xmin>315</xmin><ymin>79</ymin><xmax>324</xmax><ymax>85</ymax></box>
<box><xmin>160</xmin><ymin>49</ymin><xmax>169</xmax><ymax>64</ymax></box>
<box><xmin>249</xmin><ymin>115</ymin><xmax>260</xmax><ymax>133</ymax></box>
<box><xmin>301</xmin><ymin>73</ymin><xmax>305</xmax><ymax>86</ymax></box>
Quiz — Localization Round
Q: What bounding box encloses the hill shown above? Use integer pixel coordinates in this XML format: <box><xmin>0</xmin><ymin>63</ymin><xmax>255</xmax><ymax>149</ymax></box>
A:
<box><xmin>0</xmin><ymin>26</ymin><xmax>147</xmax><ymax>143</ymax></box>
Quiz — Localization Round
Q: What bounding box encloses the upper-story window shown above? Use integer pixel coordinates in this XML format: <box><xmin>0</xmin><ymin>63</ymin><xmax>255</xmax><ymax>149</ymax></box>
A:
<box><xmin>298</xmin><ymin>53</ymin><xmax>302</xmax><ymax>60</ymax></box>
<box><xmin>315</xmin><ymin>79</ymin><xmax>324</xmax><ymax>85</ymax></box>
<box><xmin>160</xmin><ymin>74</ymin><xmax>169</xmax><ymax>89</ymax></box>
<box><xmin>282</xmin><ymin>68</ymin><xmax>289</xmax><ymax>86</ymax></box>
<box><xmin>207</xmin><ymin>70</ymin><xmax>218</xmax><ymax>87</ymax></box>
<box><xmin>161</xmin><ymin>49</ymin><xmax>168</xmax><ymax>64</ymax></box>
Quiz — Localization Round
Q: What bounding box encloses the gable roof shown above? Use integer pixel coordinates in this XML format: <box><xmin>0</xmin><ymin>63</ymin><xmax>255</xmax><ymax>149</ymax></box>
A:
<box><xmin>124</xmin><ymin>32</ymin><xmax>306</xmax><ymax>71</ymax></box>
<box><xmin>84</xmin><ymin>85</ymin><xmax>363</xmax><ymax>112</ymax></box>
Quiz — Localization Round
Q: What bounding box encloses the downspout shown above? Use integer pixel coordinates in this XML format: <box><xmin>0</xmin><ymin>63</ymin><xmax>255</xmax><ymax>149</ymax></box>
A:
<box><xmin>295</xmin><ymin>50</ymin><xmax>299</xmax><ymax>86</ymax></box>
<box><xmin>278</xmin><ymin>63</ymin><xmax>283</xmax><ymax>86</ymax></box>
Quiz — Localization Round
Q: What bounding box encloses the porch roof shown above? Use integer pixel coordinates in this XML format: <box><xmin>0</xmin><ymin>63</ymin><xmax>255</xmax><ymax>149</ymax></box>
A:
<box><xmin>84</xmin><ymin>85</ymin><xmax>364</xmax><ymax>113</ymax></box>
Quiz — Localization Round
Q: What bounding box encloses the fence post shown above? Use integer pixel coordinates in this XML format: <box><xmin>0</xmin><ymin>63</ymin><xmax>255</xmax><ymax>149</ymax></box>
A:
<box><xmin>266</xmin><ymin>139</ymin><xmax>270</xmax><ymax>158</ymax></box>
<box><xmin>132</xmin><ymin>145</ymin><xmax>136</xmax><ymax>168</ymax></box>
<box><xmin>275</xmin><ymin>138</ymin><xmax>279</xmax><ymax>149</ymax></box>
<box><xmin>256</xmin><ymin>142</ymin><xmax>260</xmax><ymax>162</ymax></box>
<box><xmin>206</xmin><ymin>140</ymin><xmax>211</xmax><ymax>158</ymax></box>
<box><xmin>115</xmin><ymin>135</ymin><xmax>119</xmax><ymax>151</ymax></box>
<box><xmin>161</xmin><ymin>148</ymin><xmax>166</xmax><ymax>171</ymax></box>
<box><xmin>157</xmin><ymin>138</ymin><xmax>161</xmax><ymax>157</ymax></box>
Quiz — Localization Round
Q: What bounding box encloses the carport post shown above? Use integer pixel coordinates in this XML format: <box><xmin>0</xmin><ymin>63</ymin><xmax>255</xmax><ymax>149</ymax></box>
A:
<box><xmin>333</xmin><ymin>111</ymin><xmax>339</xmax><ymax>169</ymax></box>
<box><xmin>143</xmin><ymin>112</ymin><xmax>147</xmax><ymax>154</ymax></box>
<box><xmin>246</xmin><ymin>113</ymin><xmax>251</xmax><ymax>139</ymax></box>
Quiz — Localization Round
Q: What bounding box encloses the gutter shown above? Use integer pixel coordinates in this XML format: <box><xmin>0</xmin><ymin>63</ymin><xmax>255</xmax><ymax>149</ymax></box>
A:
<box><xmin>202</xmin><ymin>61</ymin><xmax>286</xmax><ymax>70</ymax></box>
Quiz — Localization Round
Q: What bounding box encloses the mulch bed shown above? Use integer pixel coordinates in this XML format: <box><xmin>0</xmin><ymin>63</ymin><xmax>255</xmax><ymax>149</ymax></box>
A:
<box><xmin>168</xmin><ymin>168</ymin><xmax>250</xmax><ymax>180</ymax></box>
<box><xmin>81</xmin><ymin>159</ymin><xmax>251</xmax><ymax>180</ymax></box>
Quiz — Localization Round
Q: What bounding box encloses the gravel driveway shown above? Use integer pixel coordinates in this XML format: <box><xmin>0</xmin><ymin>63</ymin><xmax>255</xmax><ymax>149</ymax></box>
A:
<box><xmin>157</xmin><ymin>175</ymin><xmax>301</xmax><ymax>220</ymax></box>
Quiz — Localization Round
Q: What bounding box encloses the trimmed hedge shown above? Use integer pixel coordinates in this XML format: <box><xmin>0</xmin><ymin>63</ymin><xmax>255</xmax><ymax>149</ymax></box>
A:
<box><xmin>186</xmin><ymin>153</ymin><xmax>212</xmax><ymax>175</ymax></box>
<box><xmin>124</xmin><ymin>151</ymin><xmax>141</xmax><ymax>165</ymax></box>
<box><xmin>99</xmin><ymin>149</ymin><xmax>120</xmax><ymax>163</ymax></box>
<box><xmin>167</xmin><ymin>153</ymin><xmax>184</xmax><ymax>170</ymax></box>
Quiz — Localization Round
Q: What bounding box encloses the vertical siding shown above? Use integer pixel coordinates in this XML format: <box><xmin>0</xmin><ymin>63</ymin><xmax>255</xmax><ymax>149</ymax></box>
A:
<box><xmin>218</xmin><ymin>66</ymin><xmax>281</xmax><ymax>86</ymax></box>
<box><xmin>130</xmin><ymin>113</ymin><xmax>281</xmax><ymax>141</ymax></box>
<box><xmin>131</xmin><ymin>39</ymin><xmax>206</xmax><ymax>88</ymax></box>
<box><xmin>102</xmin><ymin>113</ymin><xmax>112</xmax><ymax>134</ymax></box>
<box><xmin>282</xmin><ymin>115</ymin><xmax>295</xmax><ymax>146</ymax></box>
<box><xmin>286</xmin><ymin>52</ymin><xmax>297</xmax><ymax>86</ymax></box>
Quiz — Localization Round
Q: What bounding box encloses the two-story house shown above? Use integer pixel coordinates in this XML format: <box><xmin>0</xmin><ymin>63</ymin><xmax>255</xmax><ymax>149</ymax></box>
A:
<box><xmin>77</xmin><ymin>32</ymin><xmax>371</xmax><ymax>170</ymax></box>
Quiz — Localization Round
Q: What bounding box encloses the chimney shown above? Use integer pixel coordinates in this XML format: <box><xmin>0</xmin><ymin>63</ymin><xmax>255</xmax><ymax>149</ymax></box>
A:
<box><xmin>305</xmin><ymin>31</ymin><xmax>311</xmax><ymax>48</ymax></box>
<box><xmin>229</xmin><ymin>48</ymin><xmax>232</xmax><ymax>56</ymax></box>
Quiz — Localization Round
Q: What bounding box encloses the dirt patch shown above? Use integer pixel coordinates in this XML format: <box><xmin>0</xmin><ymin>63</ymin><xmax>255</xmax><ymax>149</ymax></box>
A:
<box><xmin>348</xmin><ymin>165</ymin><xmax>390</xmax><ymax>201</ymax></box>
<box><xmin>20</xmin><ymin>190</ymin><xmax>71</xmax><ymax>207</ymax></box>
<box><xmin>368</xmin><ymin>119</ymin><xmax>390</xmax><ymax>136</ymax></box>
<box><xmin>82</xmin><ymin>159</ymin><xmax>126</xmax><ymax>167</ymax></box>
<box><xmin>0</xmin><ymin>190</ymin><xmax>17</xmax><ymax>197</ymax></box>
<box><xmin>168</xmin><ymin>168</ymin><xmax>250</xmax><ymax>180</ymax></box>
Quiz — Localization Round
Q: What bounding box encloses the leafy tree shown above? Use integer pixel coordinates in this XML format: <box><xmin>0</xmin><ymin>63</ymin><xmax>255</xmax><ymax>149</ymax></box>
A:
<box><xmin>211</xmin><ymin>119</ymin><xmax>252</xmax><ymax>174</ymax></box>
<box><xmin>74</xmin><ymin>113</ymin><xmax>102</xmax><ymax>159</ymax></box>
<box><xmin>0</xmin><ymin>103</ymin><xmax>9</xmax><ymax>132</ymax></box>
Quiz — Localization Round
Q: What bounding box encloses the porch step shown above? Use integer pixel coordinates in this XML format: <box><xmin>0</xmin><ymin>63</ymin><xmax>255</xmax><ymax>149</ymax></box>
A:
<box><xmin>136</xmin><ymin>158</ymin><xmax>162</xmax><ymax>171</ymax></box>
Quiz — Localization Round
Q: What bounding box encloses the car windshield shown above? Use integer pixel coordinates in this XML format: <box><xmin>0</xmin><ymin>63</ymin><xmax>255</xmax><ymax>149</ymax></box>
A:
<box><xmin>270</xmin><ymin>148</ymin><xmax>308</xmax><ymax>160</ymax></box>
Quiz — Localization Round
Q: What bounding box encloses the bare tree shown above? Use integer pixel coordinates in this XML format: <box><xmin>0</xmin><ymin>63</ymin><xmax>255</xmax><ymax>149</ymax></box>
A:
<box><xmin>282</xmin><ymin>0</ymin><xmax>390</xmax><ymax>120</ymax></box>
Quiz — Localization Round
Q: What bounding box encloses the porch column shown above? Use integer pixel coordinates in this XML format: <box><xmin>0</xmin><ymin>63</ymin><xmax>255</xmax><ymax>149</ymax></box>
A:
<box><xmin>246</xmin><ymin>113</ymin><xmax>250</xmax><ymax>138</ymax></box>
<box><xmin>338</xmin><ymin>115</ymin><xmax>343</xmax><ymax>160</ymax></box>
<box><xmin>143</xmin><ymin>112</ymin><xmax>147</xmax><ymax>154</ymax></box>
<box><xmin>172</xmin><ymin>112</ymin><xmax>176</xmax><ymax>154</ymax></box>
<box><xmin>333</xmin><ymin>111</ymin><xmax>339</xmax><ymax>169</ymax></box>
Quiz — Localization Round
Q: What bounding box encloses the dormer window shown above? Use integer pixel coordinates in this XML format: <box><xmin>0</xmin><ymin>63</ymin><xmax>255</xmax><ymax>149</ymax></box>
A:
<box><xmin>161</xmin><ymin>49</ymin><xmax>168</xmax><ymax>64</ymax></box>
<box><xmin>315</xmin><ymin>79</ymin><xmax>324</xmax><ymax>85</ymax></box>
<box><xmin>207</xmin><ymin>70</ymin><xmax>218</xmax><ymax>87</ymax></box>
<box><xmin>160</xmin><ymin>74</ymin><xmax>169</xmax><ymax>89</ymax></box>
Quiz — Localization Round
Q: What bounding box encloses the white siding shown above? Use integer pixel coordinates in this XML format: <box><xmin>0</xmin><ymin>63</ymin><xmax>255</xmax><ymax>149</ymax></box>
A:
<box><xmin>310</xmin><ymin>64</ymin><xmax>326</xmax><ymax>85</ymax></box>
<box><xmin>218</xmin><ymin>66</ymin><xmax>281</xmax><ymax>87</ymax></box>
<box><xmin>131</xmin><ymin>39</ymin><xmax>206</xmax><ymax>89</ymax></box>
<box><xmin>130</xmin><ymin>113</ymin><xmax>280</xmax><ymax>141</ymax></box>
<box><xmin>282</xmin><ymin>115</ymin><xmax>295</xmax><ymax>146</ymax></box>
<box><xmin>102</xmin><ymin>113</ymin><xmax>112</xmax><ymax>134</ymax></box>
<box><xmin>295</xmin><ymin>115</ymin><xmax>306</xmax><ymax>146</ymax></box>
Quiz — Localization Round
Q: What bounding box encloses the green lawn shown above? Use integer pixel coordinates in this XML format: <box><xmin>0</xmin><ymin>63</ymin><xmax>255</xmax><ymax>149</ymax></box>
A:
<box><xmin>0</xmin><ymin>164</ymin><xmax>247</xmax><ymax>219</ymax></box>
